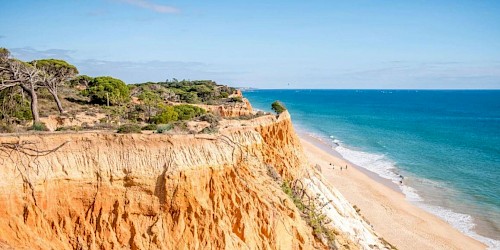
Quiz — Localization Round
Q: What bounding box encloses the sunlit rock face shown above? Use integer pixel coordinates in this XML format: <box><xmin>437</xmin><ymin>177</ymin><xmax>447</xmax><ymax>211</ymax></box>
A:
<box><xmin>0</xmin><ymin>111</ymin><xmax>387</xmax><ymax>250</ymax></box>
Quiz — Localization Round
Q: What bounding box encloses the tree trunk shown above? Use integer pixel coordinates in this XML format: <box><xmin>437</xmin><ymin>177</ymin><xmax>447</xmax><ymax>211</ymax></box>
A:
<box><xmin>147</xmin><ymin>105</ymin><xmax>151</xmax><ymax>121</ymax></box>
<box><xmin>29</xmin><ymin>90</ymin><xmax>40</xmax><ymax>123</ymax></box>
<box><xmin>48</xmin><ymin>89</ymin><xmax>64</xmax><ymax>114</ymax></box>
<box><xmin>21</xmin><ymin>86</ymin><xmax>40</xmax><ymax>123</ymax></box>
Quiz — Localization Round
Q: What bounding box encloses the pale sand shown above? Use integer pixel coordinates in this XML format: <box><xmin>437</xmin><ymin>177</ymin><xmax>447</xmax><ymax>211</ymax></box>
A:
<box><xmin>300</xmin><ymin>136</ymin><xmax>487</xmax><ymax>250</ymax></box>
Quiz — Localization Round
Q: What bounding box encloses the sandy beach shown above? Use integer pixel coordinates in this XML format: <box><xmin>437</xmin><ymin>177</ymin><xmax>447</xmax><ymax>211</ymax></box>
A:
<box><xmin>300</xmin><ymin>135</ymin><xmax>487</xmax><ymax>250</ymax></box>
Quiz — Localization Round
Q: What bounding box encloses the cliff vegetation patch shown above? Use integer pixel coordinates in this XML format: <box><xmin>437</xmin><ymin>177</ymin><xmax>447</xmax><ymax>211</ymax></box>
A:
<box><xmin>0</xmin><ymin>47</ymin><xmax>255</xmax><ymax>134</ymax></box>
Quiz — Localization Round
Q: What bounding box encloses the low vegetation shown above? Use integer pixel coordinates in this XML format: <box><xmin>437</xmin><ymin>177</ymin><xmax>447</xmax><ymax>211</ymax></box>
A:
<box><xmin>82</xmin><ymin>76</ymin><xmax>131</xmax><ymax>105</ymax></box>
<box><xmin>131</xmin><ymin>79</ymin><xmax>236</xmax><ymax>104</ymax></box>
<box><xmin>117</xmin><ymin>124</ymin><xmax>142</xmax><ymax>134</ymax></box>
<box><xmin>281</xmin><ymin>180</ymin><xmax>337</xmax><ymax>248</ymax></box>
<box><xmin>141</xmin><ymin>124</ymin><xmax>157</xmax><ymax>131</ymax></box>
<box><xmin>29</xmin><ymin>122</ymin><xmax>49</xmax><ymax>132</ymax></box>
<box><xmin>156</xmin><ymin>124</ymin><xmax>173</xmax><ymax>134</ymax></box>
<box><xmin>0</xmin><ymin>47</ymin><xmax>276</xmax><ymax>135</ymax></box>
<box><xmin>271</xmin><ymin>101</ymin><xmax>286</xmax><ymax>114</ymax></box>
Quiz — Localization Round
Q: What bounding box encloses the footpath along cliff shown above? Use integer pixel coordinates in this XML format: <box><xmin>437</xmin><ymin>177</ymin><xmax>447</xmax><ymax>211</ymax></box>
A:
<box><xmin>0</xmin><ymin>102</ymin><xmax>392</xmax><ymax>249</ymax></box>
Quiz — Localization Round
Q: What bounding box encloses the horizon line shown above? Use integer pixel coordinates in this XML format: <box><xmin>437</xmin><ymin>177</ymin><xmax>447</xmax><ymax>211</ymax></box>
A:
<box><xmin>238</xmin><ymin>88</ymin><xmax>500</xmax><ymax>91</ymax></box>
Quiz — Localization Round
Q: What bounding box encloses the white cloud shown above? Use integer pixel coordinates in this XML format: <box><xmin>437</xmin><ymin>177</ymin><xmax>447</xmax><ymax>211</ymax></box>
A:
<box><xmin>118</xmin><ymin>0</ymin><xmax>179</xmax><ymax>13</ymax></box>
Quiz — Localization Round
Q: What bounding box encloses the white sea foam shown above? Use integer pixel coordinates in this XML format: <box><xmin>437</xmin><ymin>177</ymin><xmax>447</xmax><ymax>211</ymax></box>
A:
<box><xmin>400</xmin><ymin>185</ymin><xmax>423</xmax><ymax>202</ymax></box>
<box><xmin>335</xmin><ymin>144</ymin><xmax>402</xmax><ymax>183</ymax></box>
<box><xmin>419</xmin><ymin>204</ymin><xmax>500</xmax><ymax>249</ymax></box>
<box><xmin>329</xmin><ymin>138</ymin><xmax>500</xmax><ymax>249</ymax></box>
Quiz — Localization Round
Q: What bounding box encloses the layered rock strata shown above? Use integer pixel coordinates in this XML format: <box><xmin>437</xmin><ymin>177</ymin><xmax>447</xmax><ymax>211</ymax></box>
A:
<box><xmin>0</xmin><ymin>111</ymin><xmax>388</xmax><ymax>249</ymax></box>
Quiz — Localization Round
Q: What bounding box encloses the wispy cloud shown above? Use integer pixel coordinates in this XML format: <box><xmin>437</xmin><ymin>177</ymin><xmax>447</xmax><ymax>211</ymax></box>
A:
<box><xmin>10</xmin><ymin>47</ymin><xmax>75</xmax><ymax>61</ymax></box>
<box><xmin>77</xmin><ymin>59</ymin><xmax>210</xmax><ymax>83</ymax></box>
<box><xmin>118</xmin><ymin>0</ymin><xmax>179</xmax><ymax>14</ymax></box>
<box><xmin>8</xmin><ymin>47</ymin><xmax>230</xmax><ymax>84</ymax></box>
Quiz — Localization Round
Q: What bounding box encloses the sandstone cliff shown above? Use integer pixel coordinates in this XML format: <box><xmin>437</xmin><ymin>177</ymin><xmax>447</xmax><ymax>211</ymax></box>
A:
<box><xmin>0</xmin><ymin>111</ymin><xmax>389</xmax><ymax>249</ymax></box>
<box><xmin>195</xmin><ymin>98</ymin><xmax>254</xmax><ymax>118</ymax></box>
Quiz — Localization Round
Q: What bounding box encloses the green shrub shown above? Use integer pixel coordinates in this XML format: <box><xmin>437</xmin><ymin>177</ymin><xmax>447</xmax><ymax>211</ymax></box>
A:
<box><xmin>0</xmin><ymin>89</ymin><xmax>32</xmax><ymax>121</ymax></box>
<box><xmin>173</xmin><ymin>104</ymin><xmax>206</xmax><ymax>120</ymax></box>
<box><xmin>117</xmin><ymin>124</ymin><xmax>141</xmax><ymax>134</ymax></box>
<box><xmin>30</xmin><ymin>122</ymin><xmax>49</xmax><ymax>131</ymax></box>
<box><xmin>130</xmin><ymin>79</ymin><xmax>235</xmax><ymax>104</ymax></box>
<box><xmin>152</xmin><ymin>105</ymin><xmax>178</xmax><ymax>124</ymax></box>
<box><xmin>156</xmin><ymin>124</ymin><xmax>173</xmax><ymax>133</ymax></box>
<box><xmin>271</xmin><ymin>101</ymin><xmax>286</xmax><ymax>114</ymax></box>
<box><xmin>141</xmin><ymin>124</ymin><xmax>158</xmax><ymax>131</ymax></box>
<box><xmin>182</xmin><ymin>91</ymin><xmax>199</xmax><ymax>103</ymax></box>
<box><xmin>0</xmin><ymin>123</ymin><xmax>14</xmax><ymax>133</ymax></box>
<box><xmin>230</xmin><ymin>96</ymin><xmax>243</xmax><ymax>102</ymax></box>
<box><xmin>83</xmin><ymin>76</ymin><xmax>131</xmax><ymax>105</ymax></box>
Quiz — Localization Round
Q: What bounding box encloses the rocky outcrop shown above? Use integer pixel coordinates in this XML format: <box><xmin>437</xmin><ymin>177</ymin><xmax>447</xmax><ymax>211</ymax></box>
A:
<box><xmin>197</xmin><ymin>98</ymin><xmax>254</xmax><ymax>118</ymax></box>
<box><xmin>39</xmin><ymin>112</ymin><xmax>107</xmax><ymax>131</ymax></box>
<box><xmin>0</xmin><ymin>119</ymin><xmax>318</xmax><ymax>249</ymax></box>
<box><xmin>0</xmin><ymin>111</ymin><xmax>388</xmax><ymax>249</ymax></box>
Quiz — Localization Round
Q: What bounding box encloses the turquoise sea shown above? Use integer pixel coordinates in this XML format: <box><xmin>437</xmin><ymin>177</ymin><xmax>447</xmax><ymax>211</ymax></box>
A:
<box><xmin>244</xmin><ymin>90</ymin><xmax>500</xmax><ymax>248</ymax></box>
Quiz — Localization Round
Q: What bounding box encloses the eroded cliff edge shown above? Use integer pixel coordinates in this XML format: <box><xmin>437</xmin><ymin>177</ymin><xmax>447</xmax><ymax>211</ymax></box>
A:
<box><xmin>0</xmin><ymin>111</ymin><xmax>390</xmax><ymax>249</ymax></box>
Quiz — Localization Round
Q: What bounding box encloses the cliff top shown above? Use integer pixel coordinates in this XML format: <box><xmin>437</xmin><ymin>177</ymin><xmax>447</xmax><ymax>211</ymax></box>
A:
<box><xmin>1</xmin><ymin>47</ymin><xmax>274</xmax><ymax>134</ymax></box>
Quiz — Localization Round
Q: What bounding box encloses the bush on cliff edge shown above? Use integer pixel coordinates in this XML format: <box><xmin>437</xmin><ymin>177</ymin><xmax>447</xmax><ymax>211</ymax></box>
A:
<box><xmin>271</xmin><ymin>101</ymin><xmax>286</xmax><ymax>114</ymax></box>
<box><xmin>117</xmin><ymin>124</ymin><xmax>142</xmax><ymax>134</ymax></box>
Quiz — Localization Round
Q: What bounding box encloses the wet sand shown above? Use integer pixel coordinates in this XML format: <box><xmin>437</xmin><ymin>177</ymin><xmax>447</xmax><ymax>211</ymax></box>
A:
<box><xmin>300</xmin><ymin>135</ymin><xmax>486</xmax><ymax>250</ymax></box>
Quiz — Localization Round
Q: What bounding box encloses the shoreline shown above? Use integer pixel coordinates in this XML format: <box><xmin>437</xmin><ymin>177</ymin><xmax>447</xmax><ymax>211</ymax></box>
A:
<box><xmin>297</xmin><ymin>131</ymin><xmax>402</xmax><ymax>193</ymax></box>
<box><xmin>298</xmin><ymin>133</ymin><xmax>487</xmax><ymax>249</ymax></box>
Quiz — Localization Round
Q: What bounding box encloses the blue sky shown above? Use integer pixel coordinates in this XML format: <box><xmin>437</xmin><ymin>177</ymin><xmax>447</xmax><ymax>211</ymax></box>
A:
<box><xmin>1</xmin><ymin>0</ymin><xmax>499</xmax><ymax>89</ymax></box>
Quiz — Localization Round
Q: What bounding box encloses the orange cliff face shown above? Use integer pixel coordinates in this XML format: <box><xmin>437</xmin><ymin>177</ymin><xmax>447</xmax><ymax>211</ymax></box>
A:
<box><xmin>196</xmin><ymin>98</ymin><xmax>254</xmax><ymax>118</ymax></box>
<box><xmin>202</xmin><ymin>88</ymin><xmax>254</xmax><ymax>118</ymax></box>
<box><xmin>0</xmin><ymin>110</ymin><xmax>389</xmax><ymax>249</ymax></box>
<box><xmin>0</xmin><ymin>113</ymin><xmax>324</xmax><ymax>249</ymax></box>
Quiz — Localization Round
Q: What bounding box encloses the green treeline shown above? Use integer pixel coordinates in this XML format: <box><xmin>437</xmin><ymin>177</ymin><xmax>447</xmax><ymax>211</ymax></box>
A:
<box><xmin>0</xmin><ymin>47</ymin><xmax>238</xmax><ymax>132</ymax></box>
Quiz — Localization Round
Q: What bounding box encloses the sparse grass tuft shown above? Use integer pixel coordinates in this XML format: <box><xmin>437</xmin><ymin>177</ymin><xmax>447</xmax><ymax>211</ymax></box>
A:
<box><xmin>156</xmin><ymin>124</ymin><xmax>173</xmax><ymax>134</ymax></box>
<box><xmin>30</xmin><ymin>122</ymin><xmax>49</xmax><ymax>131</ymax></box>
<box><xmin>0</xmin><ymin>123</ymin><xmax>15</xmax><ymax>133</ymax></box>
<box><xmin>56</xmin><ymin>126</ymin><xmax>81</xmax><ymax>132</ymax></box>
<box><xmin>281</xmin><ymin>180</ymin><xmax>337</xmax><ymax>248</ymax></box>
<box><xmin>141</xmin><ymin>124</ymin><xmax>158</xmax><ymax>131</ymax></box>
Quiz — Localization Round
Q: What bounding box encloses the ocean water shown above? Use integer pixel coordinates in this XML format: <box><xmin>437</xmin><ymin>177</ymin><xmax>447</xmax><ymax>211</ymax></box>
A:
<box><xmin>244</xmin><ymin>89</ymin><xmax>500</xmax><ymax>249</ymax></box>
